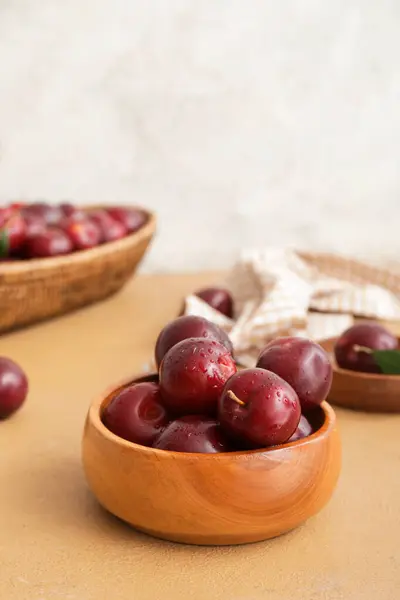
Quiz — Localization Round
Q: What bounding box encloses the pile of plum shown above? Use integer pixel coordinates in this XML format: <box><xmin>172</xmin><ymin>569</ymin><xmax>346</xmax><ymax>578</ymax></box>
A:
<box><xmin>102</xmin><ymin>315</ymin><xmax>333</xmax><ymax>453</ymax></box>
<box><xmin>0</xmin><ymin>201</ymin><xmax>148</xmax><ymax>259</ymax></box>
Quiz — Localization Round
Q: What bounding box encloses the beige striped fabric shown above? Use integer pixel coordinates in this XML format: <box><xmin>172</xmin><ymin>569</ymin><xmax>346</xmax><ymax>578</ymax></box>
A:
<box><xmin>183</xmin><ymin>248</ymin><xmax>400</xmax><ymax>367</ymax></box>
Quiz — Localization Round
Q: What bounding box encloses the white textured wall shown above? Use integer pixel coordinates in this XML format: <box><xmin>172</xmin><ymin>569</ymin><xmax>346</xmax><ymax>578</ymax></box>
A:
<box><xmin>0</xmin><ymin>1</ymin><xmax>399</xmax><ymax>272</ymax></box>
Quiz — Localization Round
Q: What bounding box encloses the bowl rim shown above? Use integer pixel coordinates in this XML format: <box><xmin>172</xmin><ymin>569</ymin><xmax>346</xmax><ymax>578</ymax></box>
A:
<box><xmin>0</xmin><ymin>205</ymin><xmax>155</xmax><ymax>273</ymax></box>
<box><xmin>86</xmin><ymin>373</ymin><xmax>337</xmax><ymax>460</ymax></box>
<box><xmin>321</xmin><ymin>335</ymin><xmax>400</xmax><ymax>383</ymax></box>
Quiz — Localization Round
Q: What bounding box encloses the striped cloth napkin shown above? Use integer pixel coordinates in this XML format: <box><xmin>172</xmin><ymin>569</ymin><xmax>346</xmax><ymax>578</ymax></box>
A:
<box><xmin>183</xmin><ymin>248</ymin><xmax>400</xmax><ymax>367</ymax></box>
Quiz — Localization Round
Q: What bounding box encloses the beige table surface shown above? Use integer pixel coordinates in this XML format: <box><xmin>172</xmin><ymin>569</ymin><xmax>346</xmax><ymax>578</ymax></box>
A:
<box><xmin>1</xmin><ymin>273</ymin><xmax>400</xmax><ymax>600</ymax></box>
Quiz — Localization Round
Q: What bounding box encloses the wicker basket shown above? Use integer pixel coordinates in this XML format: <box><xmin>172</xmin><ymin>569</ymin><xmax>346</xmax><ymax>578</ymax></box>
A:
<box><xmin>0</xmin><ymin>207</ymin><xmax>156</xmax><ymax>334</ymax></box>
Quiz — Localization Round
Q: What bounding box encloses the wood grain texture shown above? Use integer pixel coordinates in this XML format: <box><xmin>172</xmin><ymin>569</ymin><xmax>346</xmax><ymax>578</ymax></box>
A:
<box><xmin>321</xmin><ymin>337</ymin><xmax>400</xmax><ymax>413</ymax></box>
<box><xmin>82</xmin><ymin>375</ymin><xmax>341</xmax><ymax>546</ymax></box>
<box><xmin>0</xmin><ymin>206</ymin><xmax>156</xmax><ymax>334</ymax></box>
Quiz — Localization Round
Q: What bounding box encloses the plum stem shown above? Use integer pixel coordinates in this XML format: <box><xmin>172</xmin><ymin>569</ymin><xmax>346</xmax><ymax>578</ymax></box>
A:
<box><xmin>353</xmin><ymin>344</ymin><xmax>373</xmax><ymax>354</ymax></box>
<box><xmin>227</xmin><ymin>390</ymin><xmax>246</xmax><ymax>406</ymax></box>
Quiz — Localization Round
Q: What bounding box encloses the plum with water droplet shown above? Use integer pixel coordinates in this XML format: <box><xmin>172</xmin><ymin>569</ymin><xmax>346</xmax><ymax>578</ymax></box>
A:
<box><xmin>256</xmin><ymin>337</ymin><xmax>332</xmax><ymax>411</ymax></box>
<box><xmin>155</xmin><ymin>315</ymin><xmax>233</xmax><ymax>368</ymax></box>
<box><xmin>159</xmin><ymin>337</ymin><xmax>236</xmax><ymax>416</ymax></box>
<box><xmin>153</xmin><ymin>415</ymin><xmax>230</xmax><ymax>453</ymax></box>
<box><xmin>218</xmin><ymin>368</ymin><xmax>300</xmax><ymax>448</ymax></box>
<box><xmin>102</xmin><ymin>382</ymin><xmax>169</xmax><ymax>445</ymax></box>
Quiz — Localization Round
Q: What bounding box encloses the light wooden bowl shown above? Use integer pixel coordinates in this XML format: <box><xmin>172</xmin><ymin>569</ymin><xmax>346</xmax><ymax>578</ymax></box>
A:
<box><xmin>320</xmin><ymin>337</ymin><xmax>400</xmax><ymax>412</ymax></box>
<box><xmin>0</xmin><ymin>207</ymin><xmax>155</xmax><ymax>333</ymax></box>
<box><xmin>82</xmin><ymin>373</ymin><xmax>341</xmax><ymax>546</ymax></box>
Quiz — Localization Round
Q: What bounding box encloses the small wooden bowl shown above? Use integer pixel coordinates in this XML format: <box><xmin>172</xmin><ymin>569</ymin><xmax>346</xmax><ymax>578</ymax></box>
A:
<box><xmin>0</xmin><ymin>207</ymin><xmax>155</xmax><ymax>333</ymax></box>
<box><xmin>82</xmin><ymin>374</ymin><xmax>341</xmax><ymax>546</ymax></box>
<box><xmin>320</xmin><ymin>337</ymin><xmax>400</xmax><ymax>412</ymax></box>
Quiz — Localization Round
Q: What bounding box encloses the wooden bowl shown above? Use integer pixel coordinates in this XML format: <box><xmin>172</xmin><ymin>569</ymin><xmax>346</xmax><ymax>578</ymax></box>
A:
<box><xmin>0</xmin><ymin>207</ymin><xmax>155</xmax><ymax>334</ymax></box>
<box><xmin>82</xmin><ymin>374</ymin><xmax>341</xmax><ymax>546</ymax></box>
<box><xmin>320</xmin><ymin>337</ymin><xmax>400</xmax><ymax>412</ymax></box>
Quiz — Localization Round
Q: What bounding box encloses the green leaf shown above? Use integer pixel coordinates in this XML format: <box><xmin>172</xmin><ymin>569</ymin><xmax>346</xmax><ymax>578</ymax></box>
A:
<box><xmin>0</xmin><ymin>229</ymin><xmax>9</xmax><ymax>258</ymax></box>
<box><xmin>373</xmin><ymin>350</ymin><xmax>400</xmax><ymax>375</ymax></box>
